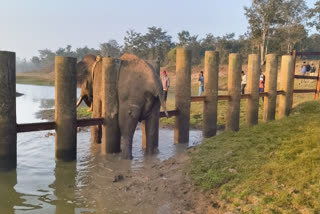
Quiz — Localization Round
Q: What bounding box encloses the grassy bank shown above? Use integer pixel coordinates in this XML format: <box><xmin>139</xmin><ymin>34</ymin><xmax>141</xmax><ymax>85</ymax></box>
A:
<box><xmin>189</xmin><ymin>100</ymin><xmax>320</xmax><ymax>213</ymax></box>
<box><xmin>16</xmin><ymin>72</ymin><xmax>55</xmax><ymax>86</ymax></box>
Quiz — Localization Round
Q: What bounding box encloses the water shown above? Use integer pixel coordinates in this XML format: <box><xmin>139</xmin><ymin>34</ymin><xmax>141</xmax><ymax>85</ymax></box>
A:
<box><xmin>0</xmin><ymin>84</ymin><xmax>203</xmax><ymax>214</ymax></box>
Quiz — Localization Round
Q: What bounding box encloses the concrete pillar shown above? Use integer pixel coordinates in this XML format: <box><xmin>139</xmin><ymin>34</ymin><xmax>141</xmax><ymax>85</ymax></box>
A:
<box><xmin>101</xmin><ymin>57</ymin><xmax>121</xmax><ymax>154</ymax></box>
<box><xmin>263</xmin><ymin>54</ymin><xmax>278</xmax><ymax>121</ymax></box>
<box><xmin>55</xmin><ymin>56</ymin><xmax>77</xmax><ymax>161</ymax></box>
<box><xmin>203</xmin><ymin>51</ymin><xmax>219</xmax><ymax>138</ymax></box>
<box><xmin>279</xmin><ymin>55</ymin><xmax>294</xmax><ymax>118</ymax></box>
<box><xmin>174</xmin><ymin>48</ymin><xmax>191</xmax><ymax>144</ymax></box>
<box><xmin>226</xmin><ymin>53</ymin><xmax>242</xmax><ymax>131</ymax></box>
<box><xmin>246</xmin><ymin>54</ymin><xmax>260</xmax><ymax>126</ymax></box>
<box><xmin>0</xmin><ymin>51</ymin><xmax>16</xmax><ymax>170</ymax></box>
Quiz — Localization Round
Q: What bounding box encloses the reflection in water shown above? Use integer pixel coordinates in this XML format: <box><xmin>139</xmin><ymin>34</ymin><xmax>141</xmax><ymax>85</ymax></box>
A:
<box><xmin>38</xmin><ymin>99</ymin><xmax>55</xmax><ymax>109</ymax></box>
<box><xmin>0</xmin><ymin>170</ymin><xmax>24</xmax><ymax>214</ymax></box>
<box><xmin>52</xmin><ymin>162</ymin><xmax>76</xmax><ymax>214</ymax></box>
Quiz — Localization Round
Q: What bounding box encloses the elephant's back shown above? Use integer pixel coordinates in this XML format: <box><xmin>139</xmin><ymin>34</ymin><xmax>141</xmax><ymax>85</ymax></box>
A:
<box><xmin>118</xmin><ymin>54</ymin><xmax>157</xmax><ymax>100</ymax></box>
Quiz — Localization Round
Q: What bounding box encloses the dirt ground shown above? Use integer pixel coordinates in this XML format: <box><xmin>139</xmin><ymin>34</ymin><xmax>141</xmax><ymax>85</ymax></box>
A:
<box><xmin>79</xmin><ymin>151</ymin><xmax>224</xmax><ymax>214</ymax></box>
<box><xmin>122</xmin><ymin>153</ymin><xmax>223</xmax><ymax>214</ymax></box>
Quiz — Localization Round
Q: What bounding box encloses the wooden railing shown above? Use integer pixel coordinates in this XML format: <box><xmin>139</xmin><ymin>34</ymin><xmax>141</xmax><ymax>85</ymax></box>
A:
<box><xmin>16</xmin><ymin>109</ymin><xmax>179</xmax><ymax>133</ymax></box>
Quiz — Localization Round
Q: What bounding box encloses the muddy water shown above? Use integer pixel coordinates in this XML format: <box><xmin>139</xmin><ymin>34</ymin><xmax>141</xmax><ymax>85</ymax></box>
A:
<box><xmin>0</xmin><ymin>84</ymin><xmax>203</xmax><ymax>213</ymax></box>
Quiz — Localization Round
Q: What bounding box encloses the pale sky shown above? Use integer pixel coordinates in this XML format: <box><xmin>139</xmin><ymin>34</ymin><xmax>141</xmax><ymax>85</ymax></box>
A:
<box><xmin>0</xmin><ymin>0</ymin><xmax>317</xmax><ymax>59</ymax></box>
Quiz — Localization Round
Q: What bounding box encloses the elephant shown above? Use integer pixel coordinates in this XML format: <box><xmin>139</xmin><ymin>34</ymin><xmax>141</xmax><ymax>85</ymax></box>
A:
<box><xmin>76</xmin><ymin>54</ymin><xmax>167</xmax><ymax>159</ymax></box>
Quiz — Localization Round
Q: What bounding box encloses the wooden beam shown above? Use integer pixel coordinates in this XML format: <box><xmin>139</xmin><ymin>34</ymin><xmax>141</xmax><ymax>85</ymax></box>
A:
<box><xmin>293</xmin><ymin>89</ymin><xmax>317</xmax><ymax>93</ymax></box>
<box><xmin>218</xmin><ymin>95</ymin><xmax>230</xmax><ymax>100</ymax></box>
<box><xmin>17</xmin><ymin>121</ymin><xmax>55</xmax><ymax>133</ymax></box>
<box><xmin>77</xmin><ymin>118</ymin><xmax>104</xmax><ymax>127</ymax></box>
<box><xmin>295</xmin><ymin>52</ymin><xmax>320</xmax><ymax>56</ymax></box>
<box><xmin>294</xmin><ymin>75</ymin><xmax>319</xmax><ymax>80</ymax></box>
<box><xmin>17</xmin><ymin>118</ymin><xmax>105</xmax><ymax>133</ymax></box>
<box><xmin>191</xmin><ymin>96</ymin><xmax>205</xmax><ymax>102</ymax></box>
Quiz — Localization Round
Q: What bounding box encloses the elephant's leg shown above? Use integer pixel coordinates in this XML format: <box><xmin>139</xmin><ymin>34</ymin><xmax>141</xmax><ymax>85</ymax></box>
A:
<box><xmin>119</xmin><ymin>104</ymin><xmax>140</xmax><ymax>159</ymax></box>
<box><xmin>91</xmin><ymin>99</ymin><xmax>102</xmax><ymax>144</ymax></box>
<box><xmin>145</xmin><ymin>100</ymin><xmax>160</xmax><ymax>154</ymax></box>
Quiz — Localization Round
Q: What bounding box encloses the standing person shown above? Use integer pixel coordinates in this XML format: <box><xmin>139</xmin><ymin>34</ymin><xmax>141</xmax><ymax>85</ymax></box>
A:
<box><xmin>241</xmin><ymin>71</ymin><xmax>247</xmax><ymax>95</ymax></box>
<box><xmin>306</xmin><ymin>62</ymin><xmax>311</xmax><ymax>74</ymax></box>
<box><xmin>161</xmin><ymin>70</ymin><xmax>170</xmax><ymax>102</ymax></box>
<box><xmin>301</xmin><ymin>62</ymin><xmax>307</xmax><ymax>76</ymax></box>
<box><xmin>310</xmin><ymin>63</ymin><xmax>316</xmax><ymax>76</ymax></box>
<box><xmin>198</xmin><ymin>71</ymin><xmax>204</xmax><ymax>96</ymax></box>
<box><xmin>259</xmin><ymin>70</ymin><xmax>265</xmax><ymax>102</ymax></box>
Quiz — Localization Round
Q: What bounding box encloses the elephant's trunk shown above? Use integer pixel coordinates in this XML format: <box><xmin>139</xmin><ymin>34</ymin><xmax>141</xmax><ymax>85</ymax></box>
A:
<box><xmin>76</xmin><ymin>95</ymin><xmax>84</xmax><ymax>107</ymax></box>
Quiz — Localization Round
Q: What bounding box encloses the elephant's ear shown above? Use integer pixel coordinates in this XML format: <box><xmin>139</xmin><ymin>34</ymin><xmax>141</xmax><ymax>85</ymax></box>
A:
<box><xmin>76</xmin><ymin>61</ymin><xmax>90</xmax><ymax>85</ymax></box>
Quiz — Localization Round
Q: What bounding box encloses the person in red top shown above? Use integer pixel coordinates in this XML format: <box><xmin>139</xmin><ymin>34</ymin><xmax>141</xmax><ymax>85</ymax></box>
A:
<box><xmin>259</xmin><ymin>70</ymin><xmax>265</xmax><ymax>102</ymax></box>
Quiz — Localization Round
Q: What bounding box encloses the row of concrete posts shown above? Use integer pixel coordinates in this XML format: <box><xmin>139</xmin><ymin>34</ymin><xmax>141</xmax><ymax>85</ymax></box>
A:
<box><xmin>0</xmin><ymin>51</ymin><xmax>120</xmax><ymax>170</ymax></box>
<box><xmin>173</xmin><ymin>48</ymin><xmax>293</xmax><ymax>141</ymax></box>
<box><xmin>0</xmin><ymin>49</ymin><xmax>294</xmax><ymax>170</ymax></box>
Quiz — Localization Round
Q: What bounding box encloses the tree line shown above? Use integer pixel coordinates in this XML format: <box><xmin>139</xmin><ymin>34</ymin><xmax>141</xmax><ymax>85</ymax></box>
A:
<box><xmin>17</xmin><ymin>0</ymin><xmax>320</xmax><ymax>72</ymax></box>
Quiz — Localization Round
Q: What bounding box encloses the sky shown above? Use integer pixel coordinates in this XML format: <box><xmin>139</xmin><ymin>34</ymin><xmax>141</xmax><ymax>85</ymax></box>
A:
<box><xmin>0</xmin><ymin>0</ymin><xmax>318</xmax><ymax>59</ymax></box>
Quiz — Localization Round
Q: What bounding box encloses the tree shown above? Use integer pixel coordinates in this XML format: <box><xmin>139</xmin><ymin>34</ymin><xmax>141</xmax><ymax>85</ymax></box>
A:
<box><xmin>308</xmin><ymin>1</ymin><xmax>320</xmax><ymax>31</ymax></box>
<box><xmin>214</xmin><ymin>33</ymin><xmax>241</xmax><ymax>64</ymax></box>
<box><xmin>303</xmin><ymin>33</ymin><xmax>320</xmax><ymax>52</ymax></box>
<box><xmin>280</xmin><ymin>0</ymin><xmax>307</xmax><ymax>53</ymax></box>
<box><xmin>177</xmin><ymin>30</ymin><xmax>192</xmax><ymax>47</ymax></box>
<box><xmin>100</xmin><ymin>39</ymin><xmax>122</xmax><ymax>57</ymax></box>
<box><xmin>55</xmin><ymin>45</ymin><xmax>77</xmax><ymax>58</ymax></box>
<box><xmin>38</xmin><ymin>49</ymin><xmax>56</xmax><ymax>65</ymax></box>
<box><xmin>75</xmin><ymin>46</ymin><xmax>100</xmax><ymax>60</ymax></box>
<box><xmin>31</xmin><ymin>56</ymin><xmax>41</xmax><ymax>67</ymax></box>
<box><xmin>144</xmin><ymin>26</ymin><xmax>173</xmax><ymax>61</ymax></box>
<box><xmin>177</xmin><ymin>30</ymin><xmax>202</xmax><ymax>64</ymax></box>
<box><xmin>123</xmin><ymin>29</ymin><xmax>148</xmax><ymax>58</ymax></box>
<box><xmin>201</xmin><ymin>34</ymin><xmax>216</xmax><ymax>52</ymax></box>
<box><xmin>244</xmin><ymin>0</ymin><xmax>284</xmax><ymax>65</ymax></box>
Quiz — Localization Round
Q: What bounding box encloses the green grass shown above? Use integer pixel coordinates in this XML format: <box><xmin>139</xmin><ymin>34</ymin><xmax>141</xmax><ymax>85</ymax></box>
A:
<box><xmin>16</xmin><ymin>75</ymin><xmax>55</xmax><ymax>86</ymax></box>
<box><xmin>77</xmin><ymin>106</ymin><xmax>92</xmax><ymax>118</ymax></box>
<box><xmin>189</xmin><ymin>100</ymin><xmax>320</xmax><ymax>213</ymax></box>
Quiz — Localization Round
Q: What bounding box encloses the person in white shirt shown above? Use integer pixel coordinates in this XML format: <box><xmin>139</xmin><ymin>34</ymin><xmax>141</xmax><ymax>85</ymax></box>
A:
<box><xmin>241</xmin><ymin>71</ymin><xmax>247</xmax><ymax>95</ymax></box>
